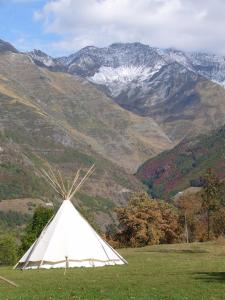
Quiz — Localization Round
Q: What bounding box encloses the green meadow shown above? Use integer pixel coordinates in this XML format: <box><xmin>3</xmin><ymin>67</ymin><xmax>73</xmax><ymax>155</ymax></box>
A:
<box><xmin>1</xmin><ymin>242</ymin><xmax>225</xmax><ymax>300</ymax></box>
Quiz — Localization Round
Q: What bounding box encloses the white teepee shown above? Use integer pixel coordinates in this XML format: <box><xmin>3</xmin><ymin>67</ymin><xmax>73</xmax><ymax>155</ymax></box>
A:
<box><xmin>16</xmin><ymin>164</ymin><xmax>127</xmax><ymax>269</ymax></box>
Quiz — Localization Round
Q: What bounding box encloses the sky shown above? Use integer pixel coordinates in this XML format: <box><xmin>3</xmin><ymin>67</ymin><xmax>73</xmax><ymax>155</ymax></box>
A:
<box><xmin>1</xmin><ymin>0</ymin><xmax>225</xmax><ymax>57</ymax></box>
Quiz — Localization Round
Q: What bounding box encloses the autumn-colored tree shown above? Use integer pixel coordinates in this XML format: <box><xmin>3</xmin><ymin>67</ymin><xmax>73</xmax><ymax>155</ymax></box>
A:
<box><xmin>201</xmin><ymin>169</ymin><xmax>221</xmax><ymax>240</ymax></box>
<box><xmin>114</xmin><ymin>192</ymin><xmax>180</xmax><ymax>247</ymax></box>
<box><xmin>212</xmin><ymin>207</ymin><xmax>225</xmax><ymax>237</ymax></box>
<box><xmin>174</xmin><ymin>191</ymin><xmax>203</xmax><ymax>242</ymax></box>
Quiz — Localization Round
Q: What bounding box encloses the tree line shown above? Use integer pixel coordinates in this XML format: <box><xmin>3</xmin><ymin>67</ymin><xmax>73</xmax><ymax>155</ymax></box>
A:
<box><xmin>106</xmin><ymin>169</ymin><xmax>225</xmax><ymax>248</ymax></box>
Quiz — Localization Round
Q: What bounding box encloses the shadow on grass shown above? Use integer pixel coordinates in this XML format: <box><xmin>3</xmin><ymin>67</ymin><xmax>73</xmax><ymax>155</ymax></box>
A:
<box><xmin>194</xmin><ymin>272</ymin><xmax>225</xmax><ymax>283</ymax></box>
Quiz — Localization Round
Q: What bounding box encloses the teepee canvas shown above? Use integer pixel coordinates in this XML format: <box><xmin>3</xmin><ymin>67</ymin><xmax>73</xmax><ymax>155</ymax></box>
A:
<box><xmin>16</xmin><ymin>165</ymin><xmax>127</xmax><ymax>269</ymax></box>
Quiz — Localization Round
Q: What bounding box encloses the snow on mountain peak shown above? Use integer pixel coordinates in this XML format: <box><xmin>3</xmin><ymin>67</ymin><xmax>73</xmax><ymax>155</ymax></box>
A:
<box><xmin>88</xmin><ymin>63</ymin><xmax>164</xmax><ymax>98</ymax></box>
<box><xmin>89</xmin><ymin>65</ymin><xmax>155</xmax><ymax>84</ymax></box>
<box><xmin>27</xmin><ymin>49</ymin><xmax>57</xmax><ymax>67</ymax></box>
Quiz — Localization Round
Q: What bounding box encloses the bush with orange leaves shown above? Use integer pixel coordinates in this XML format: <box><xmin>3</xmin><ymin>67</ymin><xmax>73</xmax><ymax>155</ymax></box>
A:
<box><xmin>111</xmin><ymin>192</ymin><xmax>181</xmax><ymax>247</ymax></box>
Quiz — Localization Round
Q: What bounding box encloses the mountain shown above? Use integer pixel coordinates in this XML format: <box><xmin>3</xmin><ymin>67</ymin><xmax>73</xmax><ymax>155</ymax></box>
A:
<box><xmin>56</xmin><ymin>43</ymin><xmax>169</xmax><ymax>105</ymax></box>
<box><xmin>0</xmin><ymin>43</ymin><xmax>174</xmax><ymax>228</ymax></box>
<box><xmin>27</xmin><ymin>49</ymin><xmax>63</xmax><ymax>71</ymax></box>
<box><xmin>0</xmin><ymin>39</ymin><xmax>18</xmax><ymax>53</ymax></box>
<box><xmin>59</xmin><ymin>43</ymin><xmax>165</xmax><ymax>76</ymax></box>
<box><xmin>2</xmin><ymin>38</ymin><xmax>225</xmax><ymax>227</ymax></box>
<box><xmin>162</xmin><ymin>48</ymin><xmax>225</xmax><ymax>87</ymax></box>
<box><xmin>28</xmin><ymin>42</ymin><xmax>225</xmax><ymax>141</ymax></box>
<box><xmin>30</xmin><ymin>43</ymin><xmax>225</xmax><ymax>89</ymax></box>
<box><xmin>0</xmin><ymin>48</ymin><xmax>172</xmax><ymax>172</ymax></box>
<box><xmin>136</xmin><ymin>125</ymin><xmax>225</xmax><ymax>199</ymax></box>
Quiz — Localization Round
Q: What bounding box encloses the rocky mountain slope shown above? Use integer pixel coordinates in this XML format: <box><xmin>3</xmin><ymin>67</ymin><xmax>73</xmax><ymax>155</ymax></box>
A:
<box><xmin>0</xmin><ymin>39</ymin><xmax>18</xmax><ymax>53</ymax></box>
<box><xmin>1</xmin><ymin>49</ymin><xmax>172</xmax><ymax>172</ymax></box>
<box><xmin>136</xmin><ymin>125</ymin><xmax>225</xmax><ymax>199</ymax></box>
<box><xmin>28</xmin><ymin>42</ymin><xmax>225</xmax><ymax>141</ymax></box>
<box><xmin>27</xmin><ymin>49</ymin><xmax>63</xmax><ymax>71</ymax></box>
<box><xmin>162</xmin><ymin>48</ymin><xmax>225</xmax><ymax>87</ymax></box>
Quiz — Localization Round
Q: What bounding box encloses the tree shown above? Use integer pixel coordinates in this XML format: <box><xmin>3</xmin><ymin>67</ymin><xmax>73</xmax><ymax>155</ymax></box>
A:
<box><xmin>0</xmin><ymin>233</ymin><xmax>18</xmax><ymax>265</ymax></box>
<box><xmin>202</xmin><ymin>169</ymin><xmax>221</xmax><ymax>240</ymax></box>
<box><xmin>114</xmin><ymin>192</ymin><xmax>180</xmax><ymax>247</ymax></box>
<box><xmin>212</xmin><ymin>207</ymin><xmax>225</xmax><ymax>237</ymax></box>
<box><xmin>20</xmin><ymin>206</ymin><xmax>54</xmax><ymax>254</ymax></box>
<box><xmin>174</xmin><ymin>192</ymin><xmax>203</xmax><ymax>243</ymax></box>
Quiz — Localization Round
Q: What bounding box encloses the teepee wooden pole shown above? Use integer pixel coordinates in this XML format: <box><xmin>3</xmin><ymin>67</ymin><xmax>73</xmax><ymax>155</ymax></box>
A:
<box><xmin>41</xmin><ymin>169</ymin><xmax>63</xmax><ymax>196</ymax></box>
<box><xmin>13</xmin><ymin>262</ymin><xmax>19</xmax><ymax>270</ymax></box>
<box><xmin>0</xmin><ymin>276</ymin><xmax>18</xmax><ymax>287</ymax></box>
<box><xmin>68</xmin><ymin>165</ymin><xmax>95</xmax><ymax>201</ymax></box>
<box><xmin>48</xmin><ymin>167</ymin><xmax>66</xmax><ymax>198</ymax></box>
<box><xmin>57</xmin><ymin>169</ymin><xmax>67</xmax><ymax>198</ymax></box>
<box><xmin>66</xmin><ymin>169</ymin><xmax>80</xmax><ymax>199</ymax></box>
<box><xmin>47</xmin><ymin>165</ymin><xmax>66</xmax><ymax>198</ymax></box>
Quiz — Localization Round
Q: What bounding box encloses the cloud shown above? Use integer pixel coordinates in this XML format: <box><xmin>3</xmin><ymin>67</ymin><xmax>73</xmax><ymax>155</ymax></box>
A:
<box><xmin>35</xmin><ymin>0</ymin><xmax>225</xmax><ymax>54</ymax></box>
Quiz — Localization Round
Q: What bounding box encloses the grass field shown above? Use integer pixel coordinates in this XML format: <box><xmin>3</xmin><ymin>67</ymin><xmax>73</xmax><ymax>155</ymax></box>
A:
<box><xmin>1</xmin><ymin>242</ymin><xmax>225</xmax><ymax>300</ymax></box>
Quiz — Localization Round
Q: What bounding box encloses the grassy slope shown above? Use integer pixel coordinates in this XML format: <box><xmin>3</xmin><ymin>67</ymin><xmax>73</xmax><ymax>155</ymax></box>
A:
<box><xmin>137</xmin><ymin>125</ymin><xmax>225</xmax><ymax>199</ymax></box>
<box><xmin>0</xmin><ymin>198</ymin><xmax>52</xmax><ymax>214</ymax></box>
<box><xmin>1</xmin><ymin>242</ymin><xmax>225</xmax><ymax>299</ymax></box>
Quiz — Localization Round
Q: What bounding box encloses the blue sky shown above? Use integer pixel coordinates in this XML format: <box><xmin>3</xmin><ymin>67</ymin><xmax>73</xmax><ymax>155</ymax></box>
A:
<box><xmin>0</xmin><ymin>0</ymin><xmax>225</xmax><ymax>57</ymax></box>
<box><xmin>0</xmin><ymin>0</ymin><xmax>62</xmax><ymax>57</ymax></box>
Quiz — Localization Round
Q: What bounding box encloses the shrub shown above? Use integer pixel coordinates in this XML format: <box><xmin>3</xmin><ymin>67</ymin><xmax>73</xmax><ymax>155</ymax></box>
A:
<box><xmin>0</xmin><ymin>233</ymin><xmax>18</xmax><ymax>265</ymax></box>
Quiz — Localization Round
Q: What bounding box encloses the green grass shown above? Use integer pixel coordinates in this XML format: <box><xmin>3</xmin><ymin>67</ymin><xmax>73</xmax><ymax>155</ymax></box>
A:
<box><xmin>1</xmin><ymin>242</ymin><xmax>225</xmax><ymax>299</ymax></box>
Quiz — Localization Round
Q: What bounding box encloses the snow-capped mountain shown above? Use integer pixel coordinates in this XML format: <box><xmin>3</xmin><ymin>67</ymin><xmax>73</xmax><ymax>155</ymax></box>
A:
<box><xmin>53</xmin><ymin>43</ymin><xmax>225</xmax><ymax>104</ymax></box>
<box><xmin>27</xmin><ymin>49</ymin><xmax>62</xmax><ymax>70</ymax></box>
<box><xmin>58</xmin><ymin>43</ymin><xmax>166</xmax><ymax>77</ymax></box>
<box><xmin>89</xmin><ymin>63</ymin><xmax>164</xmax><ymax>98</ymax></box>
<box><xmin>26</xmin><ymin>42</ymin><xmax>225</xmax><ymax>140</ymax></box>
<box><xmin>28</xmin><ymin>42</ymin><xmax>225</xmax><ymax>89</ymax></box>
<box><xmin>163</xmin><ymin>48</ymin><xmax>225</xmax><ymax>87</ymax></box>
<box><xmin>57</xmin><ymin>43</ymin><xmax>169</xmax><ymax>105</ymax></box>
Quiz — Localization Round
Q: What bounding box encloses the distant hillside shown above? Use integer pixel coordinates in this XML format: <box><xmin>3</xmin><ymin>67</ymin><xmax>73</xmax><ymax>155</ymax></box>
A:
<box><xmin>136</xmin><ymin>126</ymin><xmax>225</xmax><ymax>199</ymax></box>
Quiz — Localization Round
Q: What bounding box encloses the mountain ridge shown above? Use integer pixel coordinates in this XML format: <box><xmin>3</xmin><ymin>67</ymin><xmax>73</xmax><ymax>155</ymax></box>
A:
<box><xmin>25</xmin><ymin>41</ymin><xmax>225</xmax><ymax>142</ymax></box>
<box><xmin>26</xmin><ymin>41</ymin><xmax>225</xmax><ymax>89</ymax></box>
